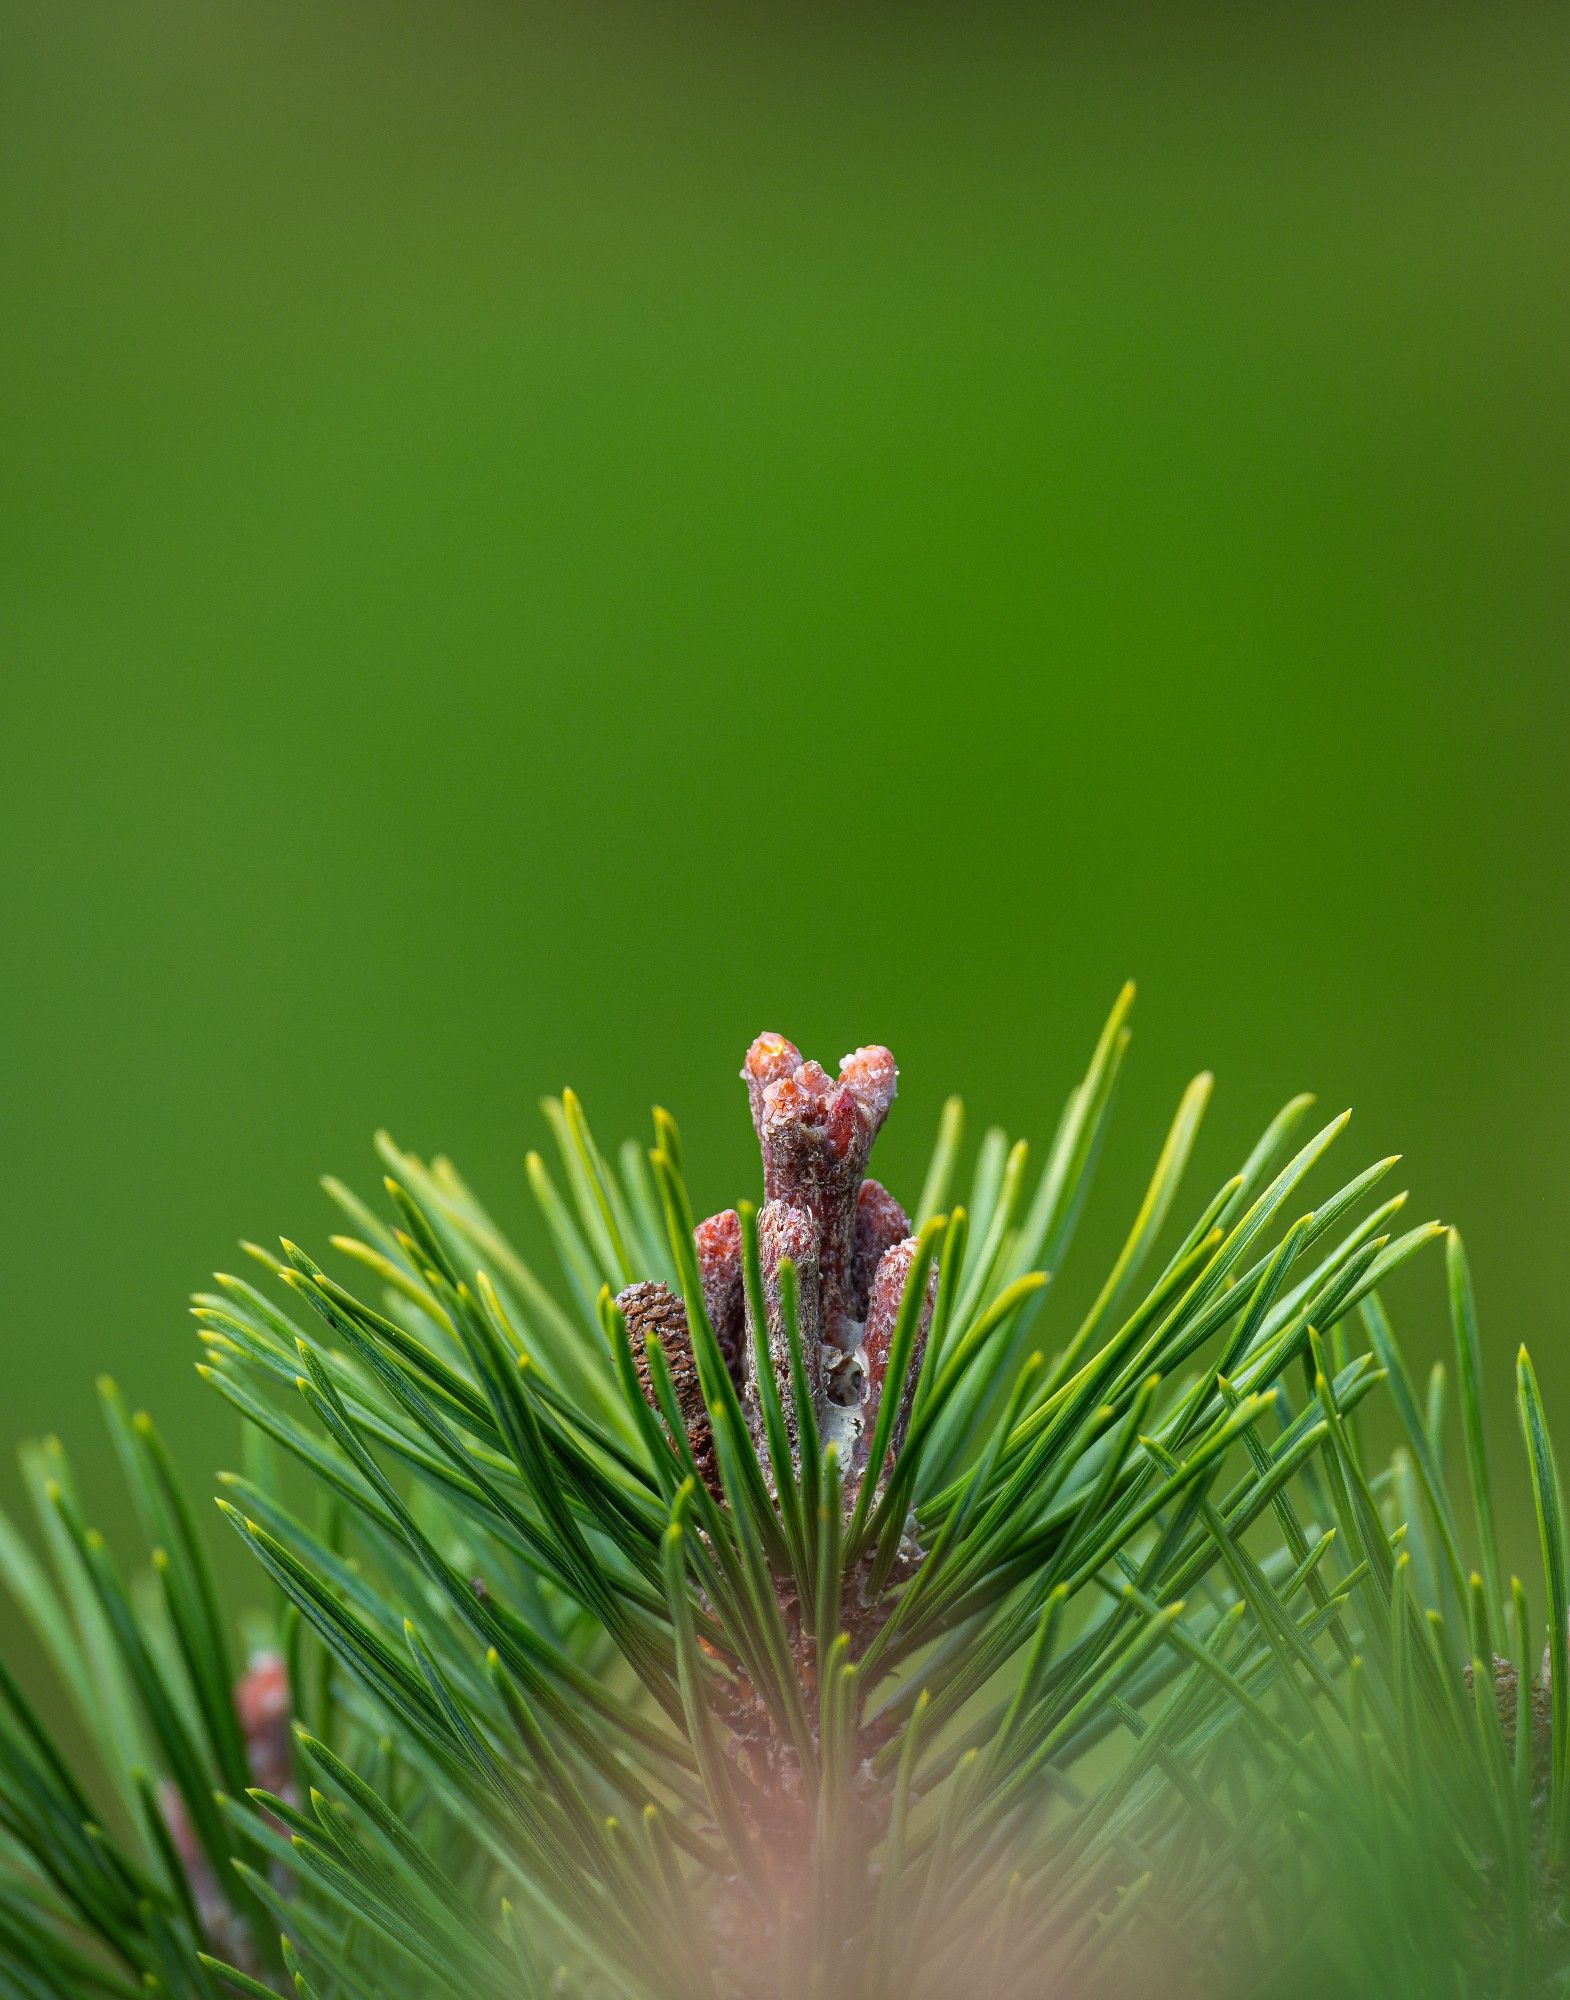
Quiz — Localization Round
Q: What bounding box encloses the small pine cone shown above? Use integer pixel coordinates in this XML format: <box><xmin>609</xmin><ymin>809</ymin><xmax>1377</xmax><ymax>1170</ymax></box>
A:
<box><xmin>616</xmin><ymin>1279</ymin><xmax>724</xmax><ymax>1498</ymax></box>
<box><xmin>1466</xmin><ymin>1651</ymin><xmax>1554</xmax><ymax>1792</ymax></box>
<box><xmin>1465</xmin><ymin>1652</ymin><xmax>1523</xmax><ymax>1735</ymax></box>
<box><xmin>696</xmin><ymin>1207</ymin><xmax>746</xmax><ymax>1391</ymax></box>
<box><xmin>857</xmin><ymin>1237</ymin><xmax>938</xmax><ymax>1477</ymax></box>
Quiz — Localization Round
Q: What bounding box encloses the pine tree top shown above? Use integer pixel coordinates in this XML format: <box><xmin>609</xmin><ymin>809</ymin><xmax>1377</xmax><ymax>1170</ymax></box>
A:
<box><xmin>0</xmin><ymin>991</ymin><xmax>1560</xmax><ymax>1999</ymax></box>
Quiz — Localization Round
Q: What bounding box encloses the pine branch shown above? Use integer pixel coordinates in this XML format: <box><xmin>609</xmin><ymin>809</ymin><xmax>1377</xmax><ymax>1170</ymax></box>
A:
<box><xmin>0</xmin><ymin>995</ymin><xmax>1564</xmax><ymax>1997</ymax></box>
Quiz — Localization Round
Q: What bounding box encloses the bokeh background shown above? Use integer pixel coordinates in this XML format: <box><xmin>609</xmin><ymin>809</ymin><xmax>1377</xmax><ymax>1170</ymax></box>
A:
<box><xmin>3</xmin><ymin>2</ymin><xmax>1568</xmax><ymax>1587</ymax></box>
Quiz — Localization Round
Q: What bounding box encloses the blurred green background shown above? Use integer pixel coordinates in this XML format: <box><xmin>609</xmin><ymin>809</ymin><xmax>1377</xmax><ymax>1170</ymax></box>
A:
<box><xmin>2</xmin><ymin>3</ymin><xmax>1568</xmax><ymax>1577</ymax></box>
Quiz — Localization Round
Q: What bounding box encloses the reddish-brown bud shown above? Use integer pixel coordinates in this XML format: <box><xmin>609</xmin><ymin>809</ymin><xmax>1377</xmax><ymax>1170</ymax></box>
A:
<box><xmin>162</xmin><ymin>1648</ymin><xmax>296</xmax><ymax>1963</ymax></box>
<box><xmin>235</xmin><ymin>1651</ymin><xmax>292</xmax><ymax>1805</ymax></box>
<box><xmin>859</xmin><ymin>1236</ymin><xmax>938</xmax><ymax>1473</ymax></box>
<box><xmin>742</xmin><ymin>1032</ymin><xmax>802</xmax><ymax>1135</ymax></box>
<box><xmin>741</xmin><ymin>1038</ymin><xmax>899</xmax><ymax>1353</ymax></box>
<box><xmin>751</xmin><ymin>1199</ymin><xmax>824</xmax><ymax>1477</ymax></box>
<box><xmin>852</xmin><ymin>1179</ymin><xmax>912</xmax><ymax>1322</ymax></box>
<box><xmin>613</xmin><ymin>1031</ymin><xmax>929</xmax><ymax>1513</ymax></box>
<box><xmin>837</xmin><ymin>1044</ymin><xmax>898</xmax><ymax>1147</ymax></box>
<box><xmin>696</xmin><ymin>1207</ymin><xmax>746</xmax><ymax>1390</ymax></box>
